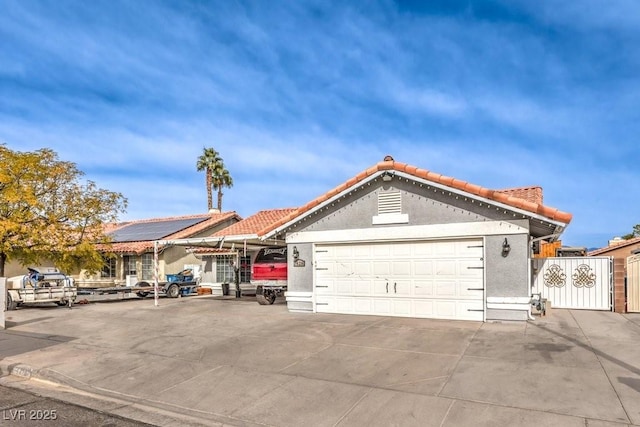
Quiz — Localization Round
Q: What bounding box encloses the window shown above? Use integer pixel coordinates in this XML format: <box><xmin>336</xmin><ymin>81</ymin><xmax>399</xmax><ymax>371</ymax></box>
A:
<box><xmin>101</xmin><ymin>256</ymin><xmax>116</xmax><ymax>278</ymax></box>
<box><xmin>240</xmin><ymin>255</ymin><xmax>251</xmax><ymax>283</ymax></box>
<box><xmin>216</xmin><ymin>255</ymin><xmax>234</xmax><ymax>283</ymax></box>
<box><xmin>124</xmin><ymin>256</ymin><xmax>137</xmax><ymax>276</ymax></box>
<box><xmin>141</xmin><ymin>253</ymin><xmax>154</xmax><ymax>280</ymax></box>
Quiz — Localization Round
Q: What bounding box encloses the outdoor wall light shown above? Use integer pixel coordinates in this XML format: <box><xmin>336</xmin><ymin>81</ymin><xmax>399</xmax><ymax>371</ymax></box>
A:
<box><xmin>502</xmin><ymin>238</ymin><xmax>511</xmax><ymax>257</ymax></box>
<box><xmin>293</xmin><ymin>246</ymin><xmax>299</xmax><ymax>260</ymax></box>
<box><xmin>381</xmin><ymin>171</ymin><xmax>393</xmax><ymax>182</ymax></box>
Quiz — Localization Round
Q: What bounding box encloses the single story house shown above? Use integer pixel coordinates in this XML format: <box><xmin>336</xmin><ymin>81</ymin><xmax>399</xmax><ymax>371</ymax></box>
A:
<box><xmin>588</xmin><ymin>236</ymin><xmax>640</xmax><ymax>264</ymax></box>
<box><xmin>76</xmin><ymin>212</ymin><xmax>240</xmax><ymax>287</ymax></box>
<box><xmin>588</xmin><ymin>237</ymin><xmax>640</xmax><ymax>312</ymax></box>
<box><xmin>247</xmin><ymin>155</ymin><xmax>572</xmax><ymax>322</ymax></box>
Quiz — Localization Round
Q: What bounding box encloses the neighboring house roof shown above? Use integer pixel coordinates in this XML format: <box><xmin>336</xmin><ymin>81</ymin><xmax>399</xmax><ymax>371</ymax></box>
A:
<box><xmin>212</xmin><ymin>208</ymin><xmax>297</xmax><ymax>238</ymax></box>
<box><xmin>105</xmin><ymin>212</ymin><xmax>241</xmax><ymax>255</ymax></box>
<box><xmin>588</xmin><ymin>236</ymin><xmax>640</xmax><ymax>256</ymax></box>
<box><xmin>258</xmin><ymin>157</ymin><xmax>573</xmax><ymax>237</ymax></box>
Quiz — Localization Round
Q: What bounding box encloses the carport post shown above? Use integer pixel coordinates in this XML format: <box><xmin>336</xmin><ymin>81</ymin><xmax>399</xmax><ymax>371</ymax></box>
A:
<box><xmin>153</xmin><ymin>241</ymin><xmax>159</xmax><ymax>307</ymax></box>
<box><xmin>234</xmin><ymin>251</ymin><xmax>241</xmax><ymax>298</ymax></box>
<box><xmin>1</xmin><ymin>277</ymin><xmax>6</xmax><ymax>329</ymax></box>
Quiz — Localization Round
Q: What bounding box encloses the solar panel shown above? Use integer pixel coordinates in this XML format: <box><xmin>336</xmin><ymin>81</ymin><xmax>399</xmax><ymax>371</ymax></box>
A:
<box><xmin>110</xmin><ymin>217</ymin><xmax>208</xmax><ymax>242</ymax></box>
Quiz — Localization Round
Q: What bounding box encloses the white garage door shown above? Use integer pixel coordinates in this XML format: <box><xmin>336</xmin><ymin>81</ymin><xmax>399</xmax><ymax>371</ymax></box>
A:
<box><xmin>314</xmin><ymin>239</ymin><xmax>485</xmax><ymax>321</ymax></box>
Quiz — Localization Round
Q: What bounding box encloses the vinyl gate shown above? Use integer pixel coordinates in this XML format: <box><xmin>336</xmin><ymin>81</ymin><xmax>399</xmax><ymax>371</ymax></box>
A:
<box><xmin>627</xmin><ymin>254</ymin><xmax>640</xmax><ymax>313</ymax></box>
<box><xmin>532</xmin><ymin>257</ymin><xmax>612</xmax><ymax>311</ymax></box>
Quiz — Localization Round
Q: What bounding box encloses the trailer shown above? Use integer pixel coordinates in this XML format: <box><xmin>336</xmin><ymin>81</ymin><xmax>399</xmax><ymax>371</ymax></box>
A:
<box><xmin>129</xmin><ymin>269</ymin><xmax>199</xmax><ymax>299</ymax></box>
<box><xmin>77</xmin><ymin>269</ymin><xmax>200</xmax><ymax>301</ymax></box>
<box><xmin>6</xmin><ymin>267</ymin><xmax>77</xmax><ymax>310</ymax></box>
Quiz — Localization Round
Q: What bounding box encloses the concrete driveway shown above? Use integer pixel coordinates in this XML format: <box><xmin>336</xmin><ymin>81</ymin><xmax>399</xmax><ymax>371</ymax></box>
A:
<box><xmin>2</xmin><ymin>297</ymin><xmax>640</xmax><ymax>427</ymax></box>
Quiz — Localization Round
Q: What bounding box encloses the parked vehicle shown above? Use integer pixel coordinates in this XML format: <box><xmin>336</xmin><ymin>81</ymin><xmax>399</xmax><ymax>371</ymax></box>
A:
<box><xmin>253</xmin><ymin>247</ymin><xmax>287</xmax><ymax>305</ymax></box>
<box><xmin>5</xmin><ymin>267</ymin><xmax>76</xmax><ymax>310</ymax></box>
<box><xmin>134</xmin><ymin>269</ymin><xmax>199</xmax><ymax>298</ymax></box>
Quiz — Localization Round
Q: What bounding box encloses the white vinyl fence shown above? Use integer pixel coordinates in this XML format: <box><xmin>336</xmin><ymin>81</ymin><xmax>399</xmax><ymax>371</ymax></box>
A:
<box><xmin>532</xmin><ymin>257</ymin><xmax>612</xmax><ymax>311</ymax></box>
<box><xmin>627</xmin><ymin>254</ymin><xmax>640</xmax><ymax>313</ymax></box>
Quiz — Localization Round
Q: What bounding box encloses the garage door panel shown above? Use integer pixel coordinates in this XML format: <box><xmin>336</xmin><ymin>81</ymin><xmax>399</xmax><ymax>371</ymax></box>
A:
<box><xmin>373</xmin><ymin>261</ymin><xmax>392</xmax><ymax>276</ymax></box>
<box><xmin>458</xmin><ymin>280</ymin><xmax>484</xmax><ymax>298</ymax></box>
<box><xmin>413</xmin><ymin>280</ymin><xmax>434</xmax><ymax>296</ymax></box>
<box><xmin>435</xmin><ymin>260</ymin><xmax>457</xmax><ymax>277</ymax></box>
<box><xmin>455</xmin><ymin>301</ymin><xmax>484</xmax><ymax>321</ymax></box>
<box><xmin>353</xmin><ymin>261</ymin><xmax>372</xmax><ymax>275</ymax></box>
<box><xmin>333</xmin><ymin>262</ymin><xmax>350</xmax><ymax>275</ymax></box>
<box><xmin>335</xmin><ymin>297</ymin><xmax>356</xmax><ymax>313</ymax></box>
<box><xmin>413</xmin><ymin>244</ymin><xmax>434</xmax><ymax>256</ymax></box>
<box><xmin>334</xmin><ymin>246</ymin><xmax>355</xmax><ymax>258</ymax></box>
<box><xmin>433</xmin><ymin>241</ymin><xmax>457</xmax><ymax>256</ymax></box>
<box><xmin>372</xmin><ymin>245</ymin><xmax>391</xmax><ymax>257</ymax></box>
<box><xmin>458</xmin><ymin>260</ymin><xmax>483</xmax><ymax>277</ymax></box>
<box><xmin>414</xmin><ymin>300</ymin><xmax>434</xmax><ymax>317</ymax></box>
<box><xmin>373</xmin><ymin>299</ymin><xmax>392</xmax><ymax>314</ymax></box>
<box><xmin>354</xmin><ymin>281</ymin><xmax>371</xmax><ymax>295</ymax></box>
<box><xmin>315</xmin><ymin>279</ymin><xmax>333</xmax><ymax>294</ymax></box>
<box><xmin>336</xmin><ymin>280</ymin><xmax>353</xmax><ymax>294</ymax></box>
<box><xmin>354</xmin><ymin>298</ymin><xmax>372</xmax><ymax>314</ymax></box>
<box><xmin>373</xmin><ymin>279</ymin><xmax>389</xmax><ymax>295</ymax></box>
<box><xmin>391</xmin><ymin>244</ymin><xmax>412</xmax><ymax>257</ymax></box>
<box><xmin>315</xmin><ymin>296</ymin><xmax>332</xmax><ymax>313</ymax></box>
<box><xmin>393</xmin><ymin>261</ymin><xmax>412</xmax><ymax>276</ymax></box>
<box><xmin>435</xmin><ymin>280</ymin><xmax>458</xmax><ymax>298</ymax></box>
<box><xmin>314</xmin><ymin>239</ymin><xmax>484</xmax><ymax>321</ymax></box>
<box><xmin>392</xmin><ymin>300</ymin><xmax>411</xmax><ymax>316</ymax></box>
<box><xmin>352</xmin><ymin>245</ymin><xmax>372</xmax><ymax>257</ymax></box>
<box><xmin>414</xmin><ymin>260</ymin><xmax>434</xmax><ymax>275</ymax></box>
<box><xmin>392</xmin><ymin>279</ymin><xmax>411</xmax><ymax>296</ymax></box>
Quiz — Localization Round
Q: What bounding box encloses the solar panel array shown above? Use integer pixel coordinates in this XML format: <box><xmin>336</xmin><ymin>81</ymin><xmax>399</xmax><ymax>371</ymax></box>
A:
<box><xmin>109</xmin><ymin>217</ymin><xmax>208</xmax><ymax>242</ymax></box>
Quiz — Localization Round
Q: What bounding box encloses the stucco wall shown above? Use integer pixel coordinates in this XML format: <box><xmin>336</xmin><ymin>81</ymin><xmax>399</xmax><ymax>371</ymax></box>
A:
<box><xmin>163</xmin><ymin>246</ymin><xmax>204</xmax><ymax>277</ymax></box>
<box><xmin>287</xmin><ymin>243</ymin><xmax>314</xmax><ymax>293</ymax></box>
<box><xmin>300</xmin><ymin>181</ymin><xmax>530</xmax><ymax>232</ymax></box>
<box><xmin>484</xmin><ymin>233</ymin><xmax>530</xmax><ymax>321</ymax></box>
<box><xmin>484</xmin><ymin>234</ymin><xmax>529</xmax><ymax>297</ymax></box>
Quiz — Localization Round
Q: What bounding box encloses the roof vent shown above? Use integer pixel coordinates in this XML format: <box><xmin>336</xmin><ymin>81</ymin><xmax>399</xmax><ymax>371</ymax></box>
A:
<box><xmin>373</xmin><ymin>190</ymin><xmax>408</xmax><ymax>225</ymax></box>
<box><xmin>383</xmin><ymin>155</ymin><xmax>394</xmax><ymax>162</ymax></box>
<box><xmin>378</xmin><ymin>191</ymin><xmax>402</xmax><ymax>215</ymax></box>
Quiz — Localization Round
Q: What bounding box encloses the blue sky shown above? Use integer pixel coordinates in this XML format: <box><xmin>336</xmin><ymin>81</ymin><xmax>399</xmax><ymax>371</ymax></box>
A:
<box><xmin>1</xmin><ymin>0</ymin><xmax>639</xmax><ymax>249</ymax></box>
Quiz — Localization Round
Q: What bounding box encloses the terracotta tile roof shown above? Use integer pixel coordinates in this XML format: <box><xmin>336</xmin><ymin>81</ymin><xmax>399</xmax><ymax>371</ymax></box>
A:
<box><xmin>212</xmin><ymin>208</ymin><xmax>298</xmax><ymax>237</ymax></box>
<box><xmin>259</xmin><ymin>157</ymin><xmax>573</xmax><ymax>236</ymax></box>
<box><xmin>588</xmin><ymin>236</ymin><xmax>640</xmax><ymax>256</ymax></box>
<box><xmin>104</xmin><ymin>212</ymin><xmax>241</xmax><ymax>254</ymax></box>
<box><xmin>496</xmin><ymin>186</ymin><xmax>543</xmax><ymax>205</ymax></box>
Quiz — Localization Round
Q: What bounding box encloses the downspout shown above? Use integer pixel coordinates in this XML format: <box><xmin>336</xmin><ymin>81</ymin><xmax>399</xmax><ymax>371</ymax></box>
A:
<box><xmin>527</xmin><ymin>236</ymin><xmax>535</xmax><ymax>320</ymax></box>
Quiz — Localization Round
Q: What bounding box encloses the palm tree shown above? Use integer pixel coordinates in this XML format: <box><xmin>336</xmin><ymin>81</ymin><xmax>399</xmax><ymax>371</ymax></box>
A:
<box><xmin>213</xmin><ymin>167</ymin><xmax>233</xmax><ymax>211</ymax></box>
<box><xmin>196</xmin><ymin>148</ymin><xmax>233</xmax><ymax>211</ymax></box>
<box><xmin>196</xmin><ymin>148</ymin><xmax>222</xmax><ymax>211</ymax></box>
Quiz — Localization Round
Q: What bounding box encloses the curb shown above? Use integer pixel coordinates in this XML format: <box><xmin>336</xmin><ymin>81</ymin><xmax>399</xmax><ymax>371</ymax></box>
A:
<box><xmin>0</xmin><ymin>361</ymin><xmax>36</xmax><ymax>379</ymax></box>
